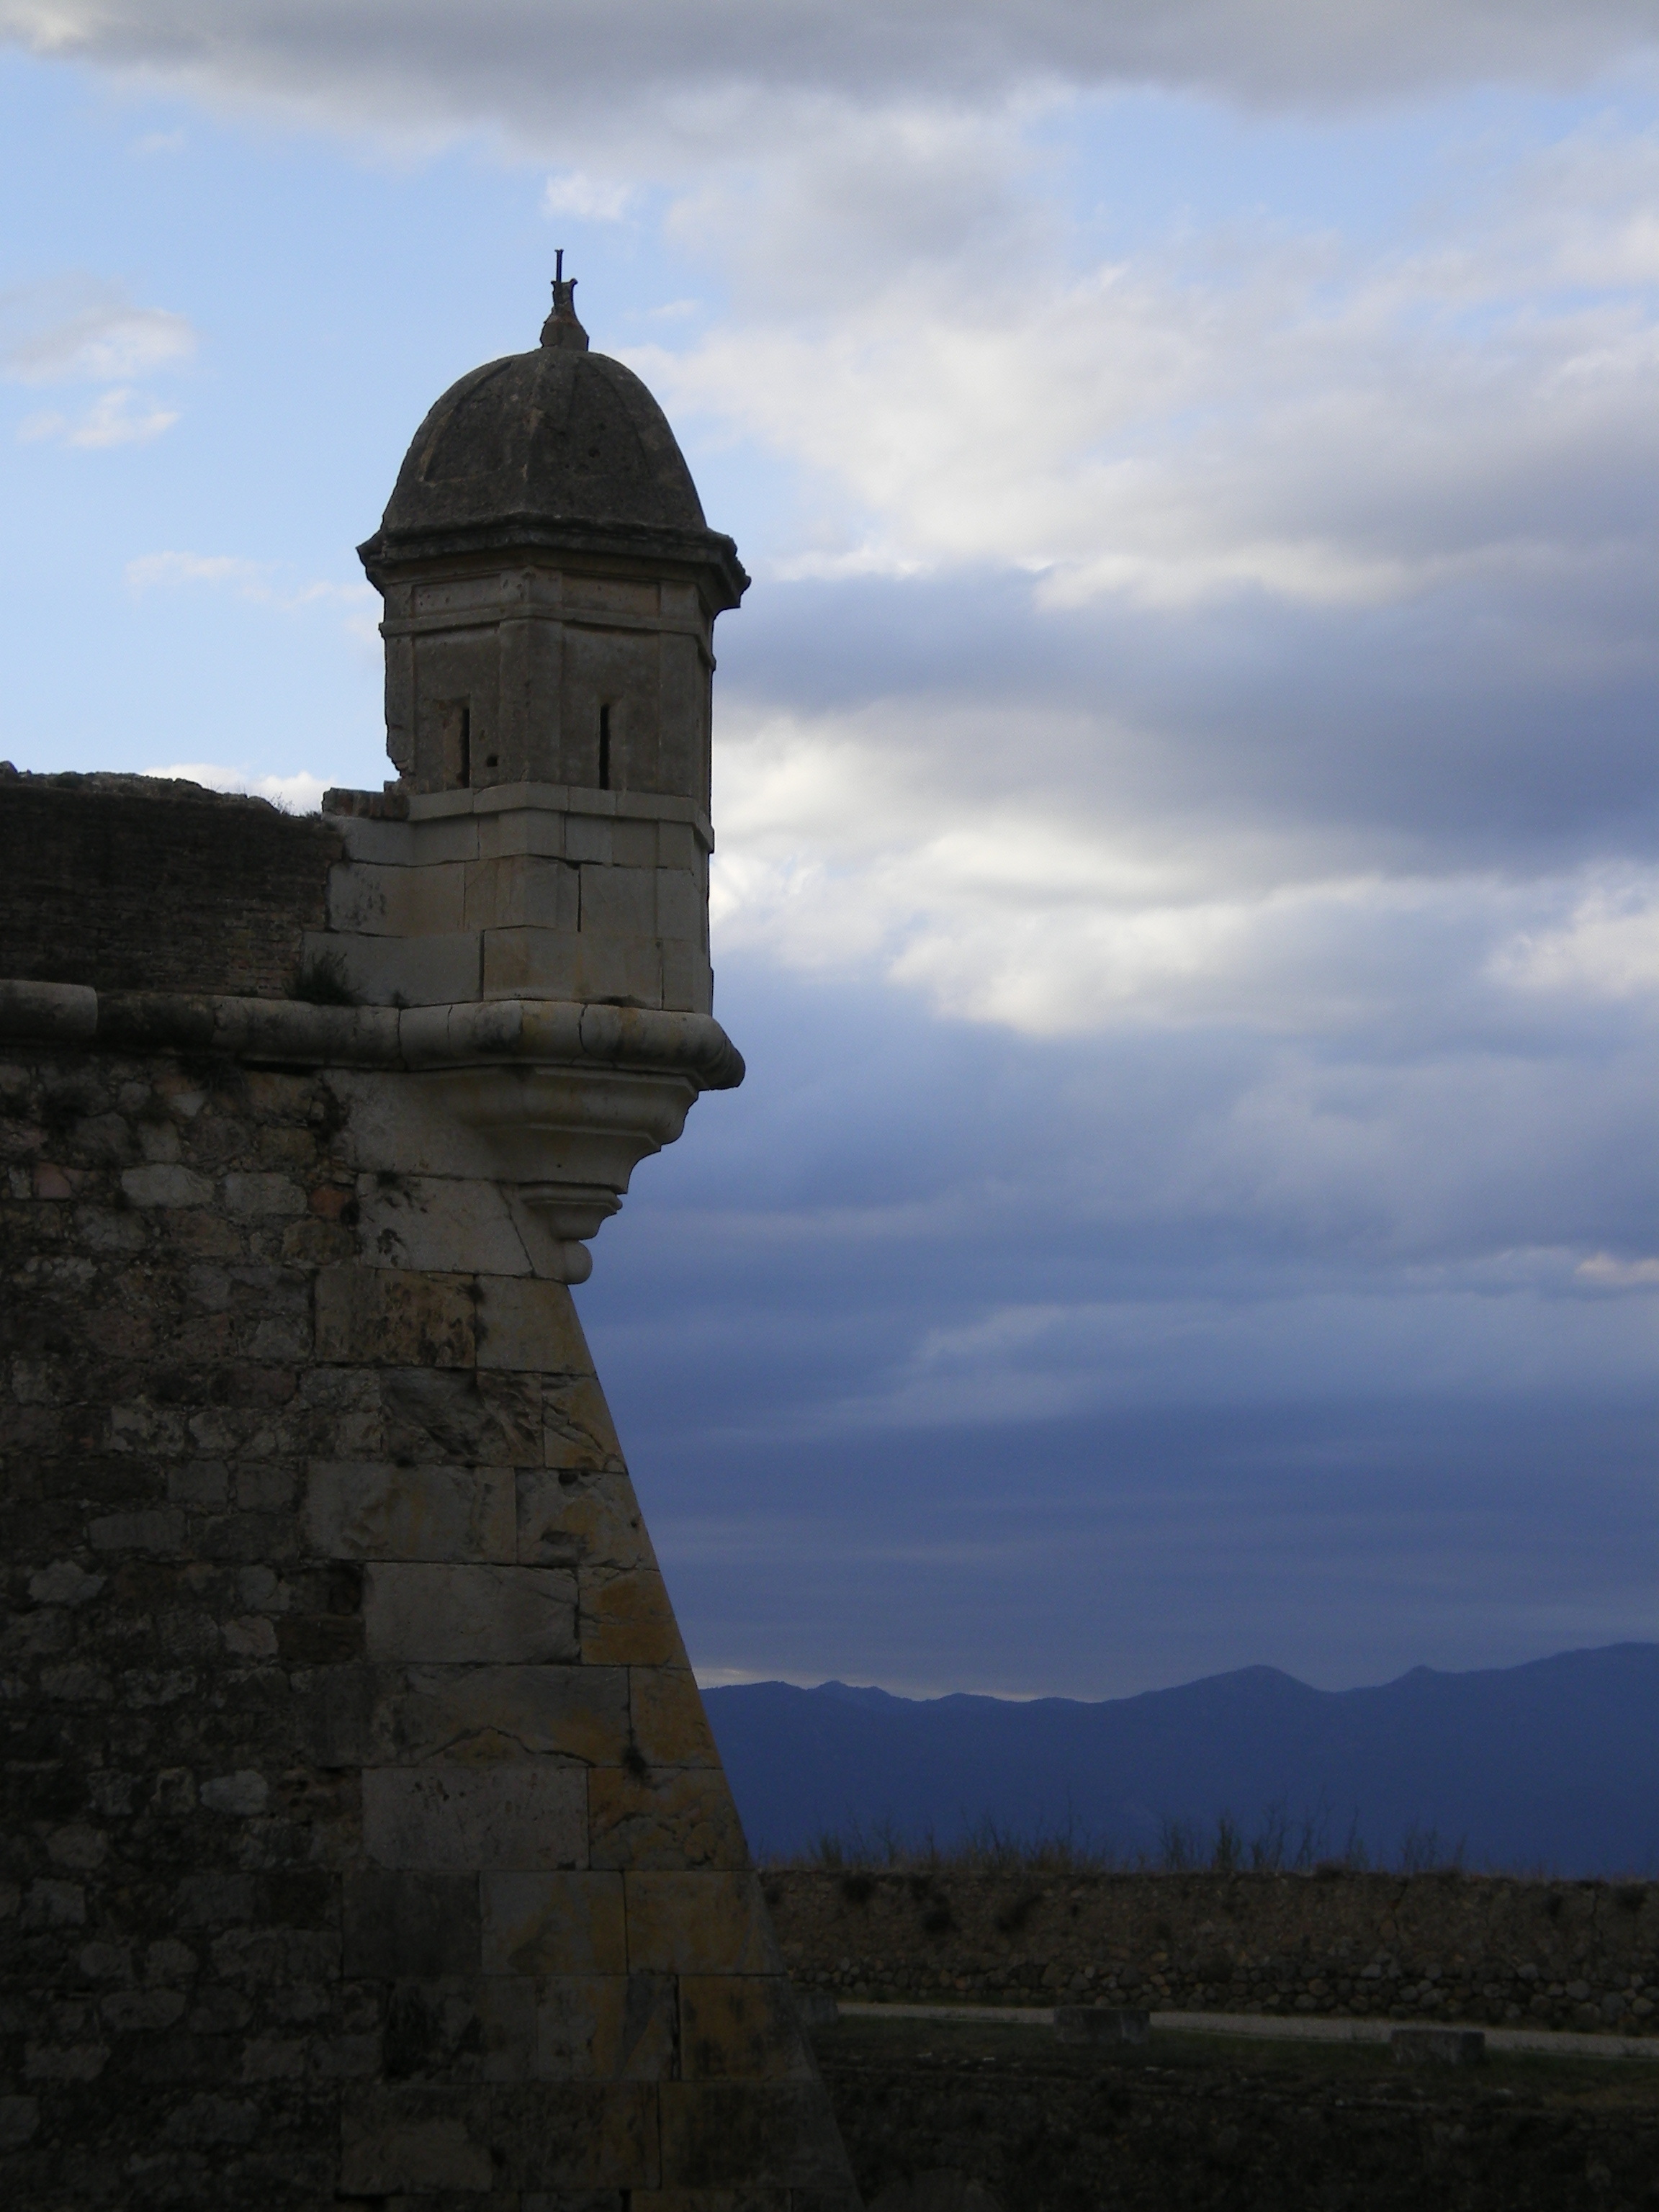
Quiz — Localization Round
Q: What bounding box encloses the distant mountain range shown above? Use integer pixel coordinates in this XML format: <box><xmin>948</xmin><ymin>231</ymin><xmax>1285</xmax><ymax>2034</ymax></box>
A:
<box><xmin>702</xmin><ymin>1643</ymin><xmax>1659</xmax><ymax>1876</ymax></box>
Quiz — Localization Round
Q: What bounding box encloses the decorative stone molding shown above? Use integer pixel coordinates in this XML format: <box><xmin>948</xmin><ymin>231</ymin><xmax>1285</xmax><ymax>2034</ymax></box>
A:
<box><xmin>0</xmin><ymin>980</ymin><xmax>742</xmax><ymax>1284</ymax></box>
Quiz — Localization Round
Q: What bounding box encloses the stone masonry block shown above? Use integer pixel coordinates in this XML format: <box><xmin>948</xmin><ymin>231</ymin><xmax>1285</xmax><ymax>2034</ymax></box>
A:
<box><xmin>364</xmin><ymin>1764</ymin><xmax>587</xmax><ymax>1871</ymax></box>
<box><xmin>476</xmin><ymin>1277</ymin><xmax>594</xmax><ymax>1375</ymax></box>
<box><xmin>464</xmin><ymin>855</ymin><xmax>580</xmax><ymax>932</ymax></box>
<box><xmin>482</xmin><ymin>925</ymin><xmax>582</xmax><ymax>1000</ymax></box>
<box><xmin>580</xmin><ymin>866</ymin><xmax>656</xmax><ymax>938</ymax></box>
<box><xmin>477</xmin><ymin>807</ymin><xmax>565</xmax><ymax>861</ymax></box>
<box><xmin>518</xmin><ymin>1471</ymin><xmax>653</xmax><ymax>1575</ymax></box>
<box><xmin>385</xmin><ymin>1976</ymin><xmax>538</xmax><ymax>2083</ymax></box>
<box><xmin>629</xmin><ymin>1668</ymin><xmax>721</xmax><ymax>1770</ymax></box>
<box><xmin>535</xmin><ymin>1973</ymin><xmax>677</xmax><ymax>2082</ymax></box>
<box><xmin>307</xmin><ymin>927</ymin><xmax>482</xmax><ymax>1008</ymax></box>
<box><xmin>655</xmin><ymin>822</ymin><xmax>700</xmax><ymax>870</ymax></box>
<box><xmin>588</xmin><ymin>1769</ymin><xmax>749</xmax><ymax>1873</ymax></box>
<box><xmin>679</xmin><ymin>1978</ymin><xmax>817</xmax><ymax>2082</ymax></box>
<box><xmin>305</xmin><ymin>1463</ymin><xmax>515</xmax><ymax>1563</ymax></box>
<box><xmin>564</xmin><ymin>816</ymin><xmax>612</xmax><ymax>865</ymax></box>
<box><xmin>338</xmin><ymin>2085</ymin><xmax>494</xmax><ymax>2194</ymax></box>
<box><xmin>624</xmin><ymin>1875</ymin><xmax>776</xmax><ymax>1977</ymax></box>
<box><xmin>493</xmin><ymin>2082</ymin><xmax>660</xmax><ymax>2191</ymax></box>
<box><xmin>365</xmin><ymin>1563</ymin><xmax>577</xmax><ymax>1663</ymax></box>
<box><xmin>382</xmin><ymin>1368</ymin><xmax>541</xmax><ymax>1466</ymax></box>
<box><xmin>371</xmin><ymin>1663</ymin><xmax>629</xmax><ymax>1766</ymax></box>
<box><xmin>610</xmin><ymin>819</ymin><xmax>658</xmax><ymax>869</ymax></box>
<box><xmin>542</xmin><ymin>1377</ymin><xmax>624</xmax><ymax>1470</ymax></box>
<box><xmin>660</xmin><ymin>938</ymin><xmax>711</xmax><ymax>1017</ymax></box>
<box><xmin>572</xmin><ymin>933</ymin><xmax>662</xmax><ymax>1007</ymax></box>
<box><xmin>315</xmin><ymin>1265</ymin><xmax>476</xmax><ymax>1369</ymax></box>
<box><xmin>327</xmin><ymin>859</ymin><xmax>467</xmax><ymax>938</ymax></box>
<box><xmin>355</xmin><ymin>1176</ymin><xmax>532</xmax><ymax>1277</ymax></box>
<box><xmin>580</xmin><ymin>1567</ymin><xmax>688</xmax><ymax>1668</ymax></box>
<box><xmin>655</xmin><ymin>869</ymin><xmax>701</xmax><ymax>941</ymax></box>
<box><xmin>342</xmin><ymin>1871</ymin><xmax>482</xmax><ymax>1980</ymax></box>
<box><xmin>481</xmin><ymin>1872</ymin><xmax>626</xmax><ymax>1977</ymax></box>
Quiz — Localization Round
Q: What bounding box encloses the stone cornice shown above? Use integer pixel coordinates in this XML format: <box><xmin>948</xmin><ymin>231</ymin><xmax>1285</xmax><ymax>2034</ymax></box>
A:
<box><xmin>0</xmin><ymin>979</ymin><xmax>745</xmax><ymax>1090</ymax></box>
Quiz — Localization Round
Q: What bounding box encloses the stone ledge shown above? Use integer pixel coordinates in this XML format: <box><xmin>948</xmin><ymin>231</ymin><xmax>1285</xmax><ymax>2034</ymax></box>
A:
<box><xmin>0</xmin><ymin>979</ymin><xmax>744</xmax><ymax>1090</ymax></box>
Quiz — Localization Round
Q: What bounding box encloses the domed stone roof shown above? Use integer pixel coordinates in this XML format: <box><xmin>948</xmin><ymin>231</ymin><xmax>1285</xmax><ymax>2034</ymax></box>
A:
<box><xmin>361</xmin><ymin>276</ymin><xmax>744</xmax><ymax>605</ymax></box>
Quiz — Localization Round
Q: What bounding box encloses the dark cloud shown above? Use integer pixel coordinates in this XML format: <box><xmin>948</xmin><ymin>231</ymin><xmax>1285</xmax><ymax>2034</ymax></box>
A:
<box><xmin>719</xmin><ymin>567</ymin><xmax>1659</xmax><ymax>864</ymax></box>
<box><xmin>4</xmin><ymin>0</ymin><xmax>1655</xmax><ymax>133</ymax></box>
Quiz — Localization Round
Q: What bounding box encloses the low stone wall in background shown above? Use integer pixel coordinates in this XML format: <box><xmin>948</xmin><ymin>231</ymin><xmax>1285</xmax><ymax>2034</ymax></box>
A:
<box><xmin>765</xmin><ymin>1868</ymin><xmax>1659</xmax><ymax>2036</ymax></box>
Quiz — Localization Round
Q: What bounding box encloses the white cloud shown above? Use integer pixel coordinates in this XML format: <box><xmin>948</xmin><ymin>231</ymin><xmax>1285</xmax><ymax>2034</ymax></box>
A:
<box><xmin>0</xmin><ymin>278</ymin><xmax>196</xmax><ymax>382</ymax></box>
<box><xmin>145</xmin><ymin>760</ymin><xmax>329</xmax><ymax>813</ymax></box>
<box><xmin>125</xmin><ymin>549</ymin><xmax>380</xmax><ymax>635</ymax></box>
<box><xmin>542</xmin><ymin>170</ymin><xmax>634</xmax><ymax>222</ymax></box>
<box><xmin>1491</xmin><ymin>880</ymin><xmax>1659</xmax><ymax>999</ymax></box>
<box><xmin>3</xmin><ymin>279</ymin><xmax>194</xmax><ymax>449</ymax></box>
<box><xmin>19</xmin><ymin>387</ymin><xmax>179</xmax><ymax>446</ymax></box>
<box><xmin>709</xmin><ymin>702</ymin><xmax>1659</xmax><ymax>1038</ymax></box>
<box><xmin>639</xmin><ymin>115</ymin><xmax>1659</xmax><ymax>613</ymax></box>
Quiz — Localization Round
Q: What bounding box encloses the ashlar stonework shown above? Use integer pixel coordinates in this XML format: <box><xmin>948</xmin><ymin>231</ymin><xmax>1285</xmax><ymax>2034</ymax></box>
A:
<box><xmin>0</xmin><ymin>274</ymin><xmax>858</xmax><ymax>2209</ymax></box>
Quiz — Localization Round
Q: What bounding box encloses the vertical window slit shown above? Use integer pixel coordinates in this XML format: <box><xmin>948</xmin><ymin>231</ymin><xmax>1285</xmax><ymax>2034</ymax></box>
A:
<box><xmin>459</xmin><ymin>705</ymin><xmax>472</xmax><ymax>788</ymax></box>
<box><xmin>598</xmin><ymin>703</ymin><xmax>611</xmax><ymax>791</ymax></box>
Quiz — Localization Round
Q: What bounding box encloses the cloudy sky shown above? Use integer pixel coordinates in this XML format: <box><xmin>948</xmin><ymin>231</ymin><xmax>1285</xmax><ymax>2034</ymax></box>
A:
<box><xmin>2</xmin><ymin>1</ymin><xmax>1655</xmax><ymax>1700</ymax></box>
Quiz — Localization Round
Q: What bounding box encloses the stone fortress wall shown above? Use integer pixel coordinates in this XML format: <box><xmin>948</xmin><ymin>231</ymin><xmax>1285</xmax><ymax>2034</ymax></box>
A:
<box><xmin>768</xmin><ymin>1867</ymin><xmax>1659</xmax><ymax>2036</ymax></box>
<box><xmin>0</xmin><ymin>770</ymin><xmax>858</xmax><ymax>2203</ymax></box>
<box><xmin>0</xmin><ymin>336</ymin><xmax>857</xmax><ymax>2212</ymax></box>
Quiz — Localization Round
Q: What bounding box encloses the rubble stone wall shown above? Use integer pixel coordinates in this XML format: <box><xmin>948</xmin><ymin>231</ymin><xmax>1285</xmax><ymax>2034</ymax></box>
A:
<box><xmin>766</xmin><ymin>1867</ymin><xmax>1659</xmax><ymax>2036</ymax></box>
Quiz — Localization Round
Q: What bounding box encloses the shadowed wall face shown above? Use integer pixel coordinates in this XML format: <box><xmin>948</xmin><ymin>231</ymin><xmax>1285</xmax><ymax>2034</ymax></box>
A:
<box><xmin>0</xmin><ymin>770</ymin><xmax>339</xmax><ymax>998</ymax></box>
<box><xmin>0</xmin><ymin>1014</ymin><xmax>852</xmax><ymax>2206</ymax></box>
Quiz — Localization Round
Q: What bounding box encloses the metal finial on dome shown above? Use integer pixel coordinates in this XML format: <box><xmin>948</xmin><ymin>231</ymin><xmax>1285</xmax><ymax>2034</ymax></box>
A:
<box><xmin>540</xmin><ymin>248</ymin><xmax>590</xmax><ymax>352</ymax></box>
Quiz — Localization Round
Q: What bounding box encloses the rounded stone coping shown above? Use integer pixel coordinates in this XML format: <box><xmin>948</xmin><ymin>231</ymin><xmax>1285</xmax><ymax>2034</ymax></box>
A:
<box><xmin>0</xmin><ymin>979</ymin><xmax>745</xmax><ymax>1089</ymax></box>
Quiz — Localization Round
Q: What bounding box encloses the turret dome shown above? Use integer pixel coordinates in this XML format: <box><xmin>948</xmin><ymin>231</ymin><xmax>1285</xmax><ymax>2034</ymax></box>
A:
<box><xmin>359</xmin><ymin>273</ymin><xmax>742</xmax><ymax>603</ymax></box>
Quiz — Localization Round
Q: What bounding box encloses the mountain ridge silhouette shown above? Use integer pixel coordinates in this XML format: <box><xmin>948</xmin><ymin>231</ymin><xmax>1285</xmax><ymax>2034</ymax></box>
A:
<box><xmin>703</xmin><ymin>1642</ymin><xmax>1659</xmax><ymax>1875</ymax></box>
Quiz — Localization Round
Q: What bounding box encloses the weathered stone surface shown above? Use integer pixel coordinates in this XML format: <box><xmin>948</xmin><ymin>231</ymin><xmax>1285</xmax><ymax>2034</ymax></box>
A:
<box><xmin>382</xmin><ymin>1367</ymin><xmax>543</xmax><ymax>1467</ymax></box>
<box><xmin>581</xmin><ymin>1565</ymin><xmax>689</xmax><ymax>1667</ymax></box>
<box><xmin>339</xmin><ymin>2085</ymin><xmax>495</xmax><ymax>2193</ymax></box>
<box><xmin>518</xmin><ymin>1467</ymin><xmax>649</xmax><ymax>1569</ymax></box>
<box><xmin>482</xmin><ymin>1872</ymin><xmax>628</xmax><ymax>1977</ymax></box>
<box><xmin>680</xmin><ymin>1978</ymin><xmax>818</xmax><ymax>2081</ymax></box>
<box><xmin>589</xmin><ymin>1767</ymin><xmax>750</xmax><ymax>1871</ymax></box>
<box><xmin>630</xmin><ymin>1666</ymin><xmax>722</xmax><ymax>1769</ymax></box>
<box><xmin>363</xmin><ymin>1763</ymin><xmax>588</xmax><ymax>1870</ymax></box>
<box><xmin>364</xmin><ymin>1561</ymin><xmax>579</xmax><ymax>1662</ymax></box>
<box><xmin>626</xmin><ymin>1876</ymin><xmax>779</xmax><ymax>1977</ymax></box>
<box><xmin>385</xmin><ymin>1976</ymin><xmax>539</xmax><ymax>2082</ymax></box>
<box><xmin>305</xmin><ymin>1460</ymin><xmax>516</xmax><ymax>1562</ymax></box>
<box><xmin>476</xmin><ymin>1276</ymin><xmax>595</xmax><ymax>1373</ymax></box>
<box><xmin>343</xmin><ymin>1872</ymin><xmax>482</xmax><ymax>1979</ymax></box>
<box><xmin>534</xmin><ymin>1973</ymin><xmax>678</xmax><ymax>2080</ymax></box>
<box><xmin>0</xmin><ymin>772</ymin><xmax>339</xmax><ymax>997</ymax></box>
<box><xmin>315</xmin><ymin>1262</ymin><xmax>476</xmax><ymax>1367</ymax></box>
<box><xmin>492</xmin><ymin>2080</ymin><xmax>662</xmax><ymax>2190</ymax></box>
<box><xmin>371</xmin><ymin>1661</ymin><xmax>630</xmax><ymax>1766</ymax></box>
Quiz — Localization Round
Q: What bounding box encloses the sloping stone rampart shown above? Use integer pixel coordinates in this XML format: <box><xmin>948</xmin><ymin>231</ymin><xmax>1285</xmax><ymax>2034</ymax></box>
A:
<box><xmin>0</xmin><ymin>1034</ymin><xmax>854</xmax><ymax>2208</ymax></box>
<box><xmin>765</xmin><ymin>1868</ymin><xmax>1659</xmax><ymax>2036</ymax></box>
